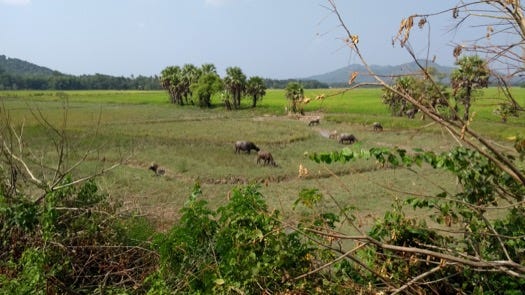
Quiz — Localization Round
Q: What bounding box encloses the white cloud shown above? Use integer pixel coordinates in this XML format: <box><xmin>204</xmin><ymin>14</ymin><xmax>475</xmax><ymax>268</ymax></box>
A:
<box><xmin>1</xmin><ymin>0</ymin><xmax>31</xmax><ymax>6</ymax></box>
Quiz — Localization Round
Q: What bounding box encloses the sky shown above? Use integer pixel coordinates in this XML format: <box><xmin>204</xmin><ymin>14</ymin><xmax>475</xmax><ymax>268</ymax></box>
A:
<box><xmin>0</xmin><ymin>0</ymin><xmax>465</xmax><ymax>79</ymax></box>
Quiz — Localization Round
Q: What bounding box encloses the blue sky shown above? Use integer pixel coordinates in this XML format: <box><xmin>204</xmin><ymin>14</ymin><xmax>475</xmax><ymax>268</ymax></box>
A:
<box><xmin>1</xmin><ymin>0</ymin><xmax>462</xmax><ymax>78</ymax></box>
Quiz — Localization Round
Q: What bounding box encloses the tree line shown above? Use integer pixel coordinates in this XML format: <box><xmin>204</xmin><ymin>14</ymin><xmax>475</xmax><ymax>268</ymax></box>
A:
<box><xmin>160</xmin><ymin>63</ymin><xmax>268</xmax><ymax>108</ymax></box>
<box><xmin>0</xmin><ymin>58</ymin><xmax>328</xmax><ymax>92</ymax></box>
<box><xmin>0</xmin><ymin>68</ymin><xmax>162</xmax><ymax>91</ymax></box>
<box><xmin>263</xmin><ymin>78</ymin><xmax>328</xmax><ymax>89</ymax></box>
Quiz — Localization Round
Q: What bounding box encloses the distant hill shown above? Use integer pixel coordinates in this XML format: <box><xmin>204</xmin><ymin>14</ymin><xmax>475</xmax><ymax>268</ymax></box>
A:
<box><xmin>0</xmin><ymin>55</ymin><xmax>160</xmax><ymax>90</ymax></box>
<box><xmin>305</xmin><ymin>61</ymin><xmax>456</xmax><ymax>86</ymax></box>
<box><xmin>0</xmin><ymin>55</ymin><xmax>61</xmax><ymax>76</ymax></box>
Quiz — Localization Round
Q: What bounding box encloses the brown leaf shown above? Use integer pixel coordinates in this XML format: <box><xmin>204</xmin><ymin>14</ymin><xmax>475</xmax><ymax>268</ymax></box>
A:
<box><xmin>418</xmin><ymin>17</ymin><xmax>427</xmax><ymax>29</ymax></box>
<box><xmin>453</xmin><ymin>45</ymin><xmax>463</xmax><ymax>58</ymax></box>
<box><xmin>453</xmin><ymin>7</ymin><xmax>459</xmax><ymax>19</ymax></box>
<box><xmin>351</xmin><ymin>35</ymin><xmax>359</xmax><ymax>45</ymax></box>
<box><xmin>349</xmin><ymin>72</ymin><xmax>358</xmax><ymax>84</ymax></box>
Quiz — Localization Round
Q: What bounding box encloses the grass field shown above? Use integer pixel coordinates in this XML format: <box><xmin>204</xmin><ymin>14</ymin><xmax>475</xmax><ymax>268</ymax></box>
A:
<box><xmin>1</xmin><ymin>87</ymin><xmax>523</xmax><ymax>230</ymax></box>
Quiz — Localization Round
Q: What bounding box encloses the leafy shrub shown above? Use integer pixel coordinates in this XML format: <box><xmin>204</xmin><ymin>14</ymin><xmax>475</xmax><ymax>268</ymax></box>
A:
<box><xmin>152</xmin><ymin>184</ymin><xmax>350</xmax><ymax>294</ymax></box>
<box><xmin>0</xmin><ymin>178</ymin><xmax>158</xmax><ymax>294</ymax></box>
<box><xmin>309</xmin><ymin>146</ymin><xmax>525</xmax><ymax>293</ymax></box>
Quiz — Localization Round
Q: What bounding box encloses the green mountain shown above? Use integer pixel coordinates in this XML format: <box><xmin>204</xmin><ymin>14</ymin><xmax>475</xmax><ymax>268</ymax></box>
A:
<box><xmin>0</xmin><ymin>55</ymin><xmax>60</xmax><ymax>76</ymax></box>
<box><xmin>0</xmin><ymin>55</ymin><xmax>161</xmax><ymax>91</ymax></box>
<box><xmin>305</xmin><ymin>61</ymin><xmax>456</xmax><ymax>86</ymax></box>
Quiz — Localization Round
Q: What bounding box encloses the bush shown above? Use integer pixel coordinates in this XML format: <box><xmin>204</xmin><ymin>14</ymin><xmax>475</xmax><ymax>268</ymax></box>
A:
<box><xmin>0</xmin><ymin>178</ymin><xmax>158</xmax><ymax>294</ymax></box>
<box><xmin>152</xmin><ymin>184</ymin><xmax>350</xmax><ymax>294</ymax></box>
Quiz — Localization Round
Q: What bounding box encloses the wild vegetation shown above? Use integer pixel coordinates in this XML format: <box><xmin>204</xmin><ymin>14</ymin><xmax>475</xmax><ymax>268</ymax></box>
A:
<box><xmin>2</xmin><ymin>0</ymin><xmax>525</xmax><ymax>293</ymax></box>
<box><xmin>0</xmin><ymin>84</ymin><xmax>523</xmax><ymax>293</ymax></box>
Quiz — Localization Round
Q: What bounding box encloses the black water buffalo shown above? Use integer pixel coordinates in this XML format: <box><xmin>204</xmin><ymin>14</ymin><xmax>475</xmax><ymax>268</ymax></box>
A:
<box><xmin>235</xmin><ymin>141</ymin><xmax>260</xmax><ymax>154</ymax></box>
<box><xmin>339</xmin><ymin>134</ymin><xmax>357</xmax><ymax>144</ymax></box>
<box><xmin>308</xmin><ymin>118</ymin><xmax>320</xmax><ymax>126</ymax></box>
<box><xmin>406</xmin><ymin>109</ymin><xmax>418</xmax><ymax>119</ymax></box>
<box><xmin>372</xmin><ymin>122</ymin><xmax>383</xmax><ymax>131</ymax></box>
<box><xmin>256</xmin><ymin>151</ymin><xmax>277</xmax><ymax>166</ymax></box>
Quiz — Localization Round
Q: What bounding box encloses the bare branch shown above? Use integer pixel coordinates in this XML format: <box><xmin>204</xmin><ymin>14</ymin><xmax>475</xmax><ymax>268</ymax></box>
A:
<box><xmin>305</xmin><ymin>227</ymin><xmax>525</xmax><ymax>278</ymax></box>
<box><xmin>391</xmin><ymin>265</ymin><xmax>444</xmax><ymax>295</ymax></box>
<box><xmin>293</xmin><ymin>242</ymin><xmax>366</xmax><ymax>281</ymax></box>
<box><xmin>2</xmin><ymin>140</ymin><xmax>43</xmax><ymax>187</ymax></box>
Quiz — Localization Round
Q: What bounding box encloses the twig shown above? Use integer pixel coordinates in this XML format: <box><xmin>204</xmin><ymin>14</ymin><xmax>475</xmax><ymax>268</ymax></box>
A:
<box><xmin>390</xmin><ymin>265</ymin><xmax>443</xmax><ymax>295</ymax></box>
<box><xmin>294</xmin><ymin>242</ymin><xmax>366</xmax><ymax>280</ymax></box>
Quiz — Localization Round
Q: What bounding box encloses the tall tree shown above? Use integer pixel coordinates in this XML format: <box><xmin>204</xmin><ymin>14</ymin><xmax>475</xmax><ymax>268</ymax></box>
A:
<box><xmin>160</xmin><ymin>66</ymin><xmax>184</xmax><ymax>105</ymax></box>
<box><xmin>181</xmin><ymin>64</ymin><xmax>199</xmax><ymax>105</ymax></box>
<box><xmin>382</xmin><ymin>76</ymin><xmax>417</xmax><ymax>117</ymax></box>
<box><xmin>451</xmin><ymin>55</ymin><xmax>490</xmax><ymax>121</ymax></box>
<box><xmin>200</xmin><ymin>63</ymin><xmax>217</xmax><ymax>75</ymax></box>
<box><xmin>191</xmin><ymin>72</ymin><xmax>223</xmax><ymax>108</ymax></box>
<box><xmin>382</xmin><ymin>72</ymin><xmax>450</xmax><ymax>119</ymax></box>
<box><xmin>223</xmin><ymin>67</ymin><xmax>246</xmax><ymax>109</ymax></box>
<box><xmin>284</xmin><ymin>82</ymin><xmax>304</xmax><ymax>113</ymax></box>
<box><xmin>245</xmin><ymin>76</ymin><xmax>266</xmax><ymax>108</ymax></box>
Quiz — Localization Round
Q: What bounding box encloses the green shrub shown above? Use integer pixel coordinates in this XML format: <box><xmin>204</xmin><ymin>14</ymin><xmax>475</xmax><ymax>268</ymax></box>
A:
<box><xmin>152</xmin><ymin>184</ymin><xmax>351</xmax><ymax>294</ymax></box>
<box><xmin>0</xmin><ymin>178</ymin><xmax>158</xmax><ymax>294</ymax></box>
<box><xmin>309</xmin><ymin>146</ymin><xmax>525</xmax><ymax>293</ymax></box>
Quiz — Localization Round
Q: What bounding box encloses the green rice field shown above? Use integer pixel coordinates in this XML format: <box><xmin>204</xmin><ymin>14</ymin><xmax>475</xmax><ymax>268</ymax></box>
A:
<box><xmin>1</xmin><ymin>87</ymin><xmax>523</xmax><ymax>230</ymax></box>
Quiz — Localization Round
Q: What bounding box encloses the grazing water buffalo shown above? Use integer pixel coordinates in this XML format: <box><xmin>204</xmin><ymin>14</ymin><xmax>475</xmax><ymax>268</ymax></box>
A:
<box><xmin>328</xmin><ymin>130</ymin><xmax>338</xmax><ymax>139</ymax></box>
<box><xmin>149</xmin><ymin>163</ymin><xmax>165</xmax><ymax>176</ymax></box>
<box><xmin>339</xmin><ymin>134</ymin><xmax>357</xmax><ymax>144</ymax></box>
<box><xmin>308</xmin><ymin>118</ymin><xmax>320</xmax><ymax>126</ymax></box>
<box><xmin>235</xmin><ymin>141</ymin><xmax>260</xmax><ymax>154</ymax></box>
<box><xmin>372</xmin><ymin>122</ymin><xmax>383</xmax><ymax>131</ymax></box>
<box><xmin>256</xmin><ymin>150</ymin><xmax>277</xmax><ymax>166</ymax></box>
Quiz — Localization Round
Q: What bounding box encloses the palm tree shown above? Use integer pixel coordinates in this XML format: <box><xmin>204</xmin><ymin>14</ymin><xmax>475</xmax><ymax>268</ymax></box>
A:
<box><xmin>451</xmin><ymin>55</ymin><xmax>490</xmax><ymax>121</ymax></box>
<box><xmin>223</xmin><ymin>66</ymin><xmax>246</xmax><ymax>109</ymax></box>
<box><xmin>160</xmin><ymin>66</ymin><xmax>184</xmax><ymax>105</ymax></box>
<box><xmin>245</xmin><ymin>76</ymin><xmax>266</xmax><ymax>108</ymax></box>
<box><xmin>285</xmin><ymin>82</ymin><xmax>304</xmax><ymax>113</ymax></box>
<box><xmin>181</xmin><ymin>64</ymin><xmax>199</xmax><ymax>105</ymax></box>
<box><xmin>200</xmin><ymin>63</ymin><xmax>217</xmax><ymax>75</ymax></box>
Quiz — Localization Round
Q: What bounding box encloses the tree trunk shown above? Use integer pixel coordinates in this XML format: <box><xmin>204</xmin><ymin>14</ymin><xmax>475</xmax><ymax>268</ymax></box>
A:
<box><xmin>463</xmin><ymin>87</ymin><xmax>472</xmax><ymax>121</ymax></box>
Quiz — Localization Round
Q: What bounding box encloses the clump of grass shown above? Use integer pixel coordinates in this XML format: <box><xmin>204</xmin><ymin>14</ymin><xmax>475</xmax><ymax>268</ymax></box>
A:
<box><xmin>176</xmin><ymin>158</ymin><xmax>189</xmax><ymax>173</ymax></box>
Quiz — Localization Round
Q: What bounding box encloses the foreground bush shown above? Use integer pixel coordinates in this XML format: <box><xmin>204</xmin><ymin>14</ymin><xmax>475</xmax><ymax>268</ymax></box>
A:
<box><xmin>0</xmin><ymin>179</ymin><xmax>158</xmax><ymax>294</ymax></box>
<box><xmin>309</xmin><ymin>146</ymin><xmax>525</xmax><ymax>294</ymax></box>
<box><xmin>150</xmin><ymin>184</ymin><xmax>353</xmax><ymax>294</ymax></box>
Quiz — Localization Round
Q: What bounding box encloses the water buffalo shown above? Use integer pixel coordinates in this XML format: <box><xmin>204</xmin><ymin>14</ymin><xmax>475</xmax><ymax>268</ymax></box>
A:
<box><xmin>406</xmin><ymin>109</ymin><xmax>418</xmax><ymax>119</ymax></box>
<box><xmin>256</xmin><ymin>150</ymin><xmax>277</xmax><ymax>166</ymax></box>
<box><xmin>328</xmin><ymin>130</ymin><xmax>338</xmax><ymax>139</ymax></box>
<box><xmin>372</xmin><ymin>122</ymin><xmax>383</xmax><ymax>131</ymax></box>
<box><xmin>339</xmin><ymin>134</ymin><xmax>357</xmax><ymax>144</ymax></box>
<box><xmin>235</xmin><ymin>141</ymin><xmax>260</xmax><ymax>154</ymax></box>
<box><xmin>308</xmin><ymin>118</ymin><xmax>320</xmax><ymax>126</ymax></box>
<box><xmin>149</xmin><ymin>163</ymin><xmax>165</xmax><ymax>176</ymax></box>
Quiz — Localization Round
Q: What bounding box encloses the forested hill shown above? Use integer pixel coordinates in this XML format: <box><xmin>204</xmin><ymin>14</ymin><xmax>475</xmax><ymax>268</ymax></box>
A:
<box><xmin>0</xmin><ymin>55</ymin><xmax>58</xmax><ymax>76</ymax></box>
<box><xmin>0</xmin><ymin>54</ymin><xmax>161</xmax><ymax>90</ymax></box>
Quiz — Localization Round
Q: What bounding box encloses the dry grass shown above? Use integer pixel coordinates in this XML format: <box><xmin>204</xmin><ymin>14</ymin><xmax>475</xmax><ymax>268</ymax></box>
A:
<box><xmin>1</xmin><ymin>89</ymin><xmax>519</xmax><ymax>230</ymax></box>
